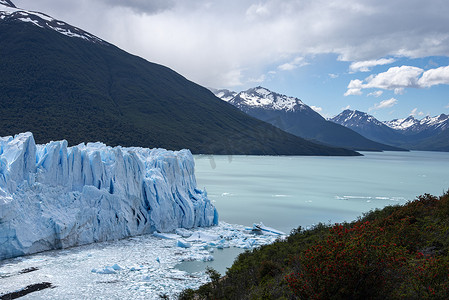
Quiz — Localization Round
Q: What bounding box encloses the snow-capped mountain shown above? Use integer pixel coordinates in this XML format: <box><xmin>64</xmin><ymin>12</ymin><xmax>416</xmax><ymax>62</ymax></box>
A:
<box><xmin>384</xmin><ymin>116</ymin><xmax>419</xmax><ymax>131</ymax></box>
<box><xmin>331</xmin><ymin>109</ymin><xmax>392</xmax><ymax>130</ymax></box>
<box><xmin>330</xmin><ymin>110</ymin><xmax>407</xmax><ymax>146</ymax></box>
<box><xmin>0</xmin><ymin>0</ymin><xmax>105</xmax><ymax>43</ymax></box>
<box><xmin>386</xmin><ymin>114</ymin><xmax>449</xmax><ymax>135</ymax></box>
<box><xmin>330</xmin><ymin>110</ymin><xmax>449</xmax><ymax>151</ymax></box>
<box><xmin>214</xmin><ymin>88</ymin><xmax>404</xmax><ymax>151</ymax></box>
<box><xmin>211</xmin><ymin>88</ymin><xmax>237</xmax><ymax>102</ymax></box>
<box><xmin>0</xmin><ymin>0</ymin><xmax>15</xmax><ymax>7</ymax></box>
<box><xmin>229</xmin><ymin>86</ymin><xmax>312</xmax><ymax>113</ymax></box>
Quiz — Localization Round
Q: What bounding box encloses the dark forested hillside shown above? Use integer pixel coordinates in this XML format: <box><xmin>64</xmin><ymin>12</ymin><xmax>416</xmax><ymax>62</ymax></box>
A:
<box><xmin>0</xmin><ymin>21</ymin><xmax>358</xmax><ymax>156</ymax></box>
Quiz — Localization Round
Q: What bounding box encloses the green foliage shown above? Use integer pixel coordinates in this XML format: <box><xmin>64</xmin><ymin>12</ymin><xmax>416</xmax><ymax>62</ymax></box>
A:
<box><xmin>0</xmin><ymin>21</ymin><xmax>358</xmax><ymax>156</ymax></box>
<box><xmin>185</xmin><ymin>191</ymin><xmax>449</xmax><ymax>299</ymax></box>
<box><xmin>206</xmin><ymin>267</ymin><xmax>221</xmax><ymax>287</ymax></box>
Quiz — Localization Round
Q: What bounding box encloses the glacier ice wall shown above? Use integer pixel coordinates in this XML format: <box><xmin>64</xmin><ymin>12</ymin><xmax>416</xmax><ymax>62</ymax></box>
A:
<box><xmin>0</xmin><ymin>133</ymin><xmax>218</xmax><ymax>260</ymax></box>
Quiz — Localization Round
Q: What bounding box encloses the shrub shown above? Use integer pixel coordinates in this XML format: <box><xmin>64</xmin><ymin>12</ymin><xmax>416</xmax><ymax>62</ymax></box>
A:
<box><xmin>286</xmin><ymin>221</ymin><xmax>411</xmax><ymax>299</ymax></box>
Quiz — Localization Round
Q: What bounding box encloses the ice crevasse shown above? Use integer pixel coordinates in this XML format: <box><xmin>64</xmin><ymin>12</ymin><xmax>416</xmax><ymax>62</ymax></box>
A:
<box><xmin>0</xmin><ymin>132</ymin><xmax>218</xmax><ymax>260</ymax></box>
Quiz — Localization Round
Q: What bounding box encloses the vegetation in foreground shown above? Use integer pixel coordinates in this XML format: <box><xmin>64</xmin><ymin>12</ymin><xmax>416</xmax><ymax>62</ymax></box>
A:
<box><xmin>180</xmin><ymin>191</ymin><xmax>449</xmax><ymax>299</ymax></box>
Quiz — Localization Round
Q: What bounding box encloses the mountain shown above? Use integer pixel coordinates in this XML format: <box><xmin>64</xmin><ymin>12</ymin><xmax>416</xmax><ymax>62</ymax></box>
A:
<box><xmin>410</xmin><ymin>128</ymin><xmax>449</xmax><ymax>151</ymax></box>
<box><xmin>210</xmin><ymin>88</ymin><xmax>237</xmax><ymax>102</ymax></box>
<box><xmin>384</xmin><ymin>115</ymin><xmax>419</xmax><ymax>131</ymax></box>
<box><xmin>0</xmin><ymin>1</ymin><xmax>358</xmax><ymax>156</ymax></box>
<box><xmin>0</xmin><ymin>0</ymin><xmax>15</xmax><ymax>8</ymax></box>
<box><xmin>331</xmin><ymin>110</ymin><xmax>449</xmax><ymax>151</ymax></box>
<box><xmin>386</xmin><ymin>114</ymin><xmax>449</xmax><ymax>137</ymax></box>
<box><xmin>330</xmin><ymin>110</ymin><xmax>408</xmax><ymax>146</ymax></box>
<box><xmin>214</xmin><ymin>87</ymin><xmax>403</xmax><ymax>151</ymax></box>
<box><xmin>388</xmin><ymin>114</ymin><xmax>449</xmax><ymax>151</ymax></box>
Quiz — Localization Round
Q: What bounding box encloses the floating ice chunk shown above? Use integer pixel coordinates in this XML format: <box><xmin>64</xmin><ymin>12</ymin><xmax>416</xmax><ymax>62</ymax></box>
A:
<box><xmin>186</xmin><ymin>232</ymin><xmax>220</xmax><ymax>242</ymax></box>
<box><xmin>153</xmin><ymin>232</ymin><xmax>182</xmax><ymax>240</ymax></box>
<box><xmin>216</xmin><ymin>239</ymin><xmax>230</xmax><ymax>249</ymax></box>
<box><xmin>176</xmin><ymin>240</ymin><xmax>192</xmax><ymax>248</ymax></box>
<box><xmin>0</xmin><ymin>132</ymin><xmax>218</xmax><ymax>260</ymax></box>
<box><xmin>91</xmin><ymin>266</ymin><xmax>116</xmax><ymax>274</ymax></box>
<box><xmin>175</xmin><ymin>228</ymin><xmax>192</xmax><ymax>238</ymax></box>
<box><xmin>202</xmin><ymin>255</ymin><xmax>214</xmax><ymax>262</ymax></box>
<box><xmin>250</xmin><ymin>222</ymin><xmax>285</xmax><ymax>236</ymax></box>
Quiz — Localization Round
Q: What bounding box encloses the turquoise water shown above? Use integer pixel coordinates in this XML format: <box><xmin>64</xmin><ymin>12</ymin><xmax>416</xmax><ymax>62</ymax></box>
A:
<box><xmin>176</xmin><ymin>247</ymin><xmax>245</xmax><ymax>275</ymax></box>
<box><xmin>194</xmin><ymin>151</ymin><xmax>449</xmax><ymax>234</ymax></box>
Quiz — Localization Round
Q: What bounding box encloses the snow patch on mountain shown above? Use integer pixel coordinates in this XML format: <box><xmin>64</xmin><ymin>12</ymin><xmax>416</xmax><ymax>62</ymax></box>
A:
<box><xmin>0</xmin><ymin>132</ymin><xmax>217</xmax><ymax>260</ymax></box>
<box><xmin>212</xmin><ymin>89</ymin><xmax>237</xmax><ymax>102</ymax></box>
<box><xmin>330</xmin><ymin>110</ymin><xmax>386</xmax><ymax>128</ymax></box>
<box><xmin>0</xmin><ymin>0</ymin><xmax>15</xmax><ymax>8</ymax></box>
<box><xmin>215</xmin><ymin>86</ymin><xmax>309</xmax><ymax>112</ymax></box>
<box><xmin>384</xmin><ymin>116</ymin><xmax>418</xmax><ymax>130</ymax></box>
<box><xmin>417</xmin><ymin>114</ymin><xmax>449</xmax><ymax>130</ymax></box>
<box><xmin>0</xmin><ymin>1</ymin><xmax>105</xmax><ymax>44</ymax></box>
<box><xmin>385</xmin><ymin>114</ymin><xmax>449</xmax><ymax>133</ymax></box>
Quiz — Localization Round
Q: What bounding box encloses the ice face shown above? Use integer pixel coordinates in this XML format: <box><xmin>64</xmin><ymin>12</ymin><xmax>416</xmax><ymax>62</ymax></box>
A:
<box><xmin>0</xmin><ymin>132</ymin><xmax>218</xmax><ymax>260</ymax></box>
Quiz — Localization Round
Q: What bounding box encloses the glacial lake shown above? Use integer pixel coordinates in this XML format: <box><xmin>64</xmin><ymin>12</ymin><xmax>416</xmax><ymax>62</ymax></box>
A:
<box><xmin>177</xmin><ymin>151</ymin><xmax>449</xmax><ymax>275</ymax></box>
<box><xmin>194</xmin><ymin>151</ymin><xmax>449</xmax><ymax>234</ymax></box>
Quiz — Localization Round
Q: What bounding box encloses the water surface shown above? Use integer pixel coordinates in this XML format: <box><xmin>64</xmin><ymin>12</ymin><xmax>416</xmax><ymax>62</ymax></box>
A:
<box><xmin>194</xmin><ymin>151</ymin><xmax>449</xmax><ymax>234</ymax></box>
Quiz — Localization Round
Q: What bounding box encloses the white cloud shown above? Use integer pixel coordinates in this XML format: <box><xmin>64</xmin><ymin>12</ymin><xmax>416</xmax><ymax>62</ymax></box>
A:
<box><xmin>342</xmin><ymin>105</ymin><xmax>351</xmax><ymax>110</ymax></box>
<box><xmin>247</xmin><ymin>74</ymin><xmax>266</xmax><ymax>84</ymax></box>
<box><xmin>12</xmin><ymin>0</ymin><xmax>449</xmax><ymax>88</ymax></box>
<box><xmin>345</xmin><ymin>65</ymin><xmax>449</xmax><ymax>95</ymax></box>
<box><xmin>410</xmin><ymin>108</ymin><xmax>425</xmax><ymax>116</ymax></box>
<box><xmin>370</xmin><ymin>98</ymin><xmax>398</xmax><ymax>111</ymax></box>
<box><xmin>329</xmin><ymin>73</ymin><xmax>338</xmax><ymax>78</ymax></box>
<box><xmin>446</xmin><ymin>103</ymin><xmax>449</xmax><ymax>109</ymax></box>
<box><xmin>417</xmin><ymin>65</ymin><xmax>449</xmax><ymax>88</ymax></box>
<box><xmin>278</xmin><ymin>57</ymin><xmax>308</xmax><ymax>71</ymax></box>
<box><xmin>344</xmin><ymin>89</ymin><xmax>362</xmax><ymax>96</ymax></box>
<box><xmin>367</xmin><ymin>90</ymin><xmax>383</xmax><ymax>97</ymax></box>
<box><xmin>311</xmin><ymin>106</ymin><xmax>323</xmax><ymax>113</ymax></box>
<box><xmin>344</xmin><ymin>79</ymin><xmax>363</xmax><ymax>96</ymax></box>
<box><xmin>246</xmin><ymin>3</ymin><xmax>270</xmax><ymax>20</ymax></box>
<box><xmin>364</xmin><ymin>66</ymin><xmax>423</xmax><ymax>90</ymax></box>
<box><xmin>349</xmin><ymin>58</ymin><xmax>395</xmax><ymax>72</ymax></box>
<box><xmin>221</xmin><ymin>69</ymin><xmax>244</xmax><ymax>87</ymax></box>
<box><xmin>394</xmin><ymin>88</ymin><xmax>405</xmax><ymax>95</ymax></box>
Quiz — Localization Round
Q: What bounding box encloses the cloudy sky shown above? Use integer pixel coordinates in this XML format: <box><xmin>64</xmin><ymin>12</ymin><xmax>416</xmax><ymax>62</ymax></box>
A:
<box><xmin>14</xmin><ymin>0</ymin><xmax>449</xmax><ymax>120</ymax></box>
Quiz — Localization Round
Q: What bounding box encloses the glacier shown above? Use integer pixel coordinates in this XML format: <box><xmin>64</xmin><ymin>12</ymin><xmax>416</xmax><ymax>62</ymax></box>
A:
<box><xmin>0</xmin><ymin>132</ymin><xmax>218</xmax><ymax>260</ymax></box>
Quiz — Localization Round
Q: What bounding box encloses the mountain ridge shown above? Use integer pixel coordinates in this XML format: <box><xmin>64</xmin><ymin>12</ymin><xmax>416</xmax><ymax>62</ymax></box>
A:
<box><xmin>0</xmin><ymin>0</ymin><xmax>15</xmax><ymax>8</ymax></box>
<box><xmin>385</xmin><ymin>114</ymin><xmax>449</xmax><ymax>135</ymax></box>
<box><xmin>330</xmin><ymin>110</ymin><xmax>449</xmax><ymax>151</ymax></box>
<box><xmin>0</xmin><ymin>0</ymin><xmax>105</xmax><ymax>44</ymax></box>
<box><xmin>214</xmin><ymin>87</ymin><xmax>405</xmax><ymax>152</ymax></box>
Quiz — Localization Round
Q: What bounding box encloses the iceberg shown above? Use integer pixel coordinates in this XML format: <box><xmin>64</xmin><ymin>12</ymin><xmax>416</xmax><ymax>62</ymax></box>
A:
<box><xmin>0</xmin><ymin>132</ymin><xmax>218</xmax><ymax>260</ymax></box>
<box><xmin>247</xmin><ymin>222</ymin><xmax>286</xmax><ymax>235</ymax></box>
